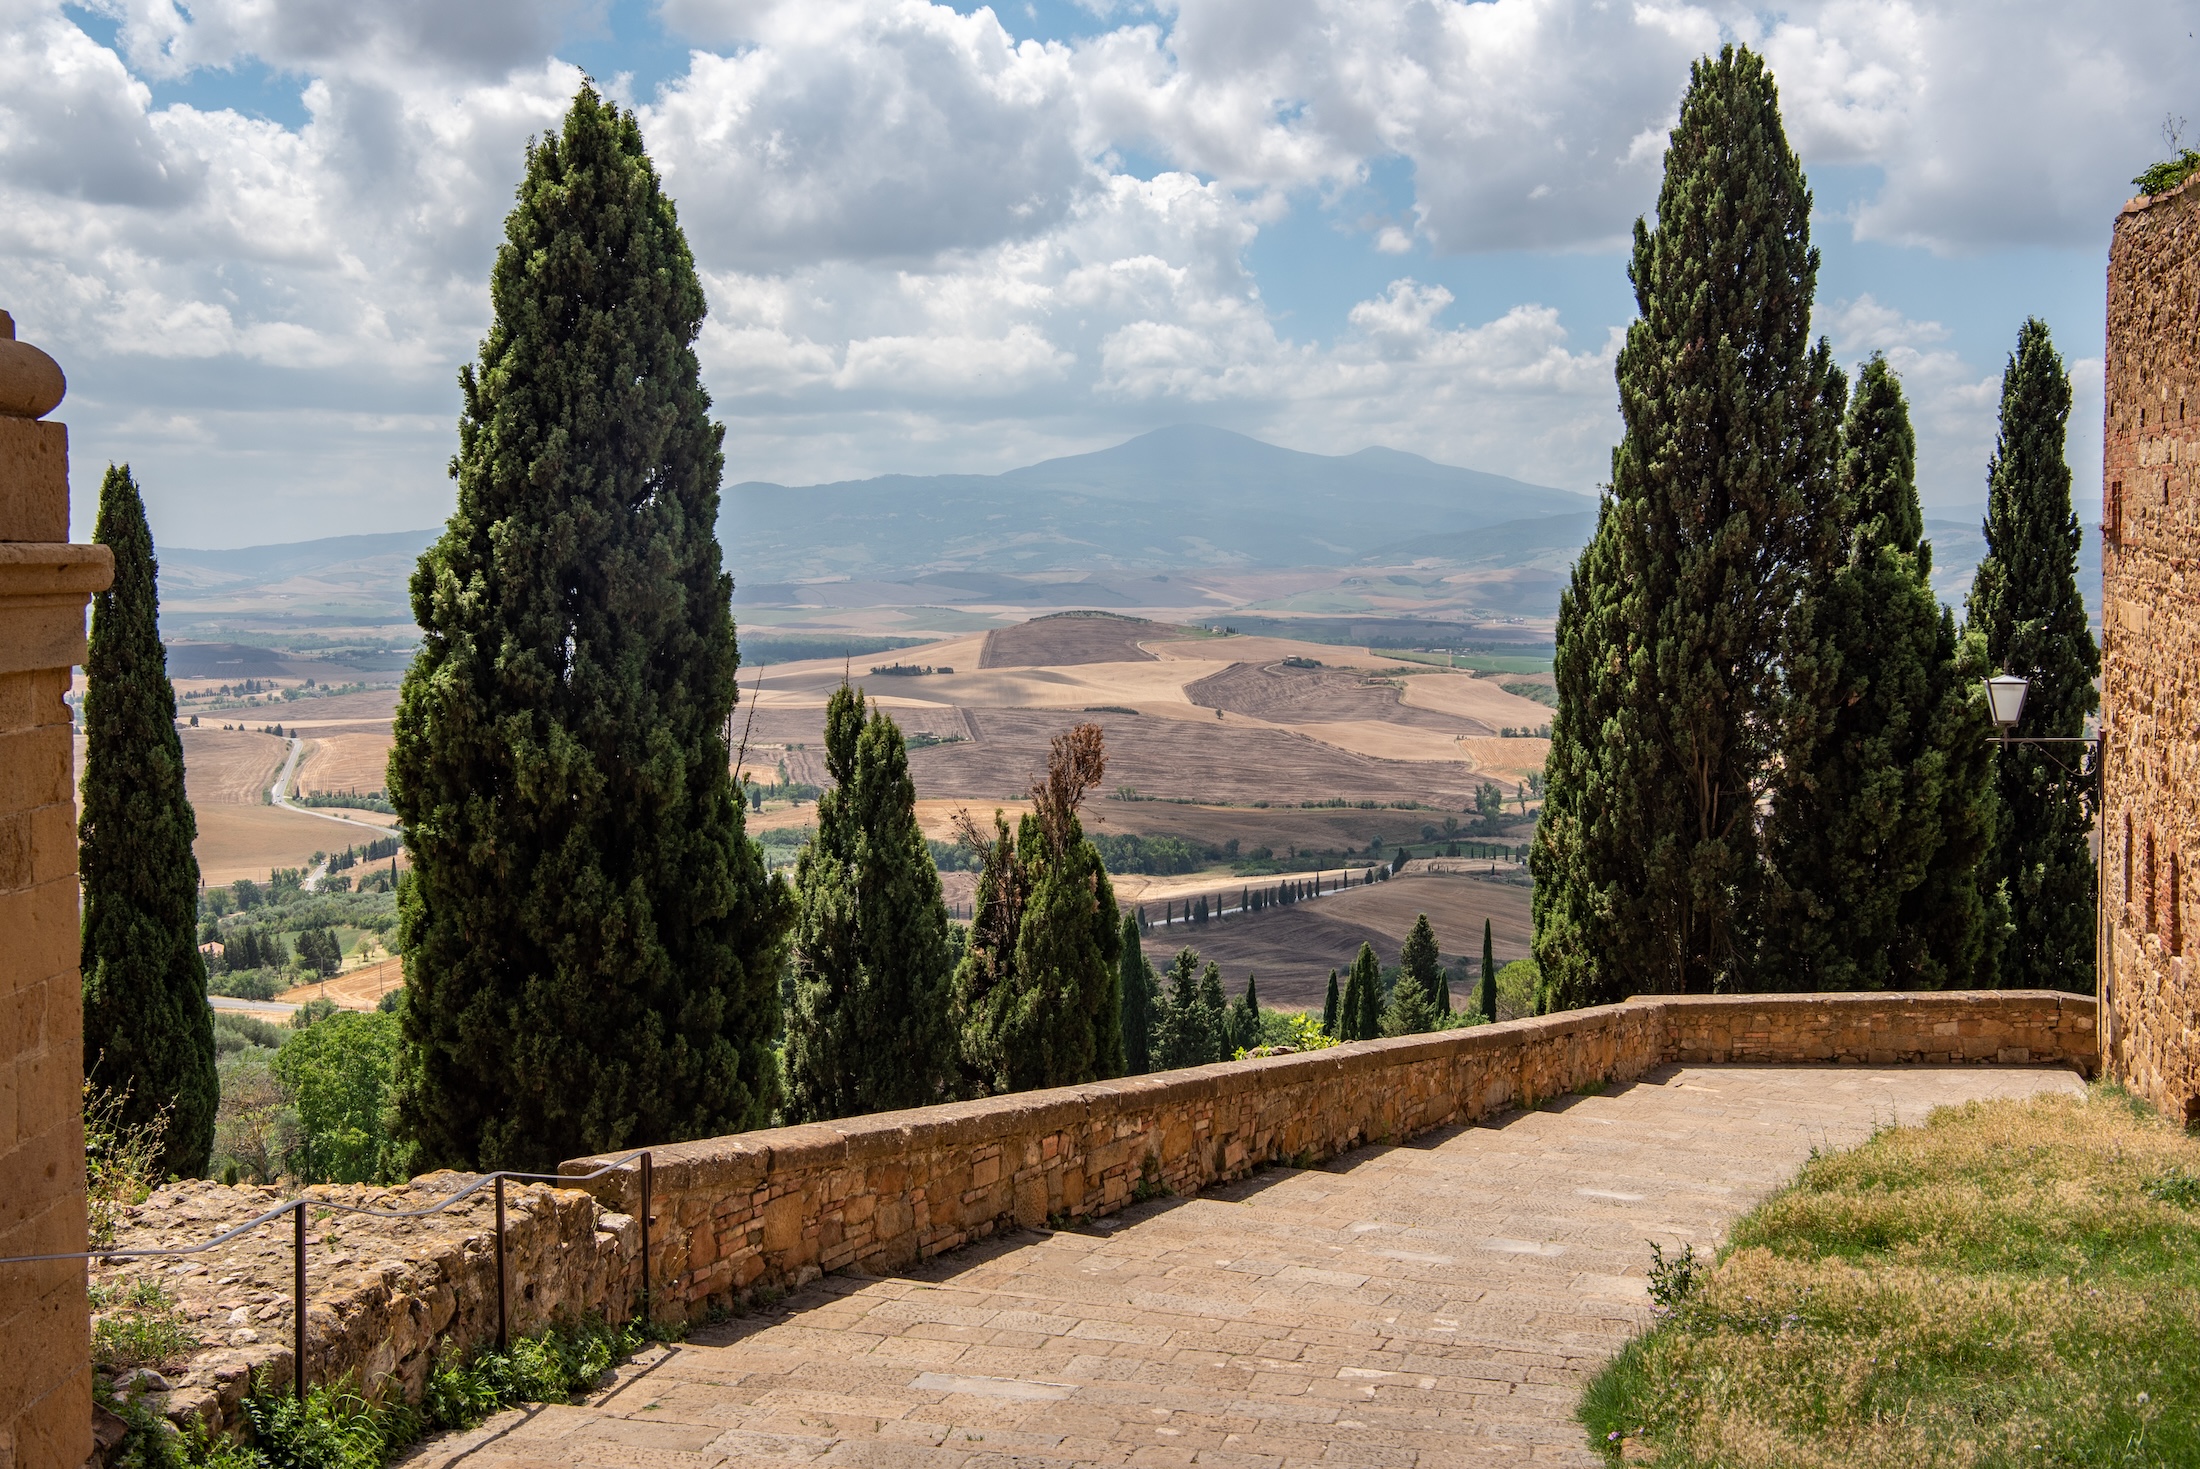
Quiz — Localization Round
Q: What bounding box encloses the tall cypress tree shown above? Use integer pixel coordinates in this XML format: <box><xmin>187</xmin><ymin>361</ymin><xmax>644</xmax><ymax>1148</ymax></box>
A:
<box><xmin>1322</xmin><ymin>970</ymin><xmax>1341</xmax><ymax>1037</ymax></box>
<box><xmin>388</xmin><ymin>88</ymin><xmax>790</xmax><ymax>1171</ymax></box>
<box><xmin>79</xmin><ymin>464</ymin><xmax>217</xmax><ymax>1177</ymax></box>
<box><xmin>955</xmin><ymin>726</ymin><xmax>1123</xmax><ymax>1092</ymax></box>
<box><xmin>785</xmin><ymin>686</ymin><xmax>959</xmax><ymax>1121</ymax></box>
<box><xmin>1967</xmin><ymin>319</ymin><xmax>2099</xmax><ymax>992</ymax></box>
<box><xmin>1480</xmin><ymin>919</ymin><xmax>1497</xmax><ymax>1022</ymax></box>
<box><xmin>1349</xmin><ymin>942</ymin><xmax>1382</xmax><ymax>1040</ymax></box>
<box><xmin>1119</xmin><ymin>911</ymin><xmax>1152</xmax><ymax>1075</ymax></box>
<box><xmin>1534</xmin><ymin>46</ymin><xmax>1844</xmax><ymax>1006</ymax></box>
<box><xmin>1763</xmin><ymin>357</ymin><xmax>2001</xmax><ymax>989</ymax></box>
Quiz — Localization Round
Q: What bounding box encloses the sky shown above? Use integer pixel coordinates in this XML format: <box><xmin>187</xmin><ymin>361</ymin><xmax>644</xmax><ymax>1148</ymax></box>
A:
<box><xmin>2</xmin><ymin>0</ymin><xmax>2193</xmax><ymax>549</ymax></box>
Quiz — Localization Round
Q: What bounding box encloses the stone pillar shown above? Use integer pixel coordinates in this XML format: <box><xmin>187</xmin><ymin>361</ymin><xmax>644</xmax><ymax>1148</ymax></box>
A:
<box><xmin>0</xmin><ymin>311</ymin><xmax>111</xmax><ymax>1469</ymax></box>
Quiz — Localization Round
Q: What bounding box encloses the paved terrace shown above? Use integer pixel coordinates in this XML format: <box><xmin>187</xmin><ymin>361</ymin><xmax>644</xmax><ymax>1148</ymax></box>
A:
<box><xmin>409</xmin><ymin>1062</ymin><xmax>2080</xmax><ymax>1469</ymax></box>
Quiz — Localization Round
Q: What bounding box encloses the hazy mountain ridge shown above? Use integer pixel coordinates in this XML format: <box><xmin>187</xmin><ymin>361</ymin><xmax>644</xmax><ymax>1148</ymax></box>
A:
<box><xmin>722</xmin><ymin>425</ymin><xmax>1594</xmax><ymax>579</ymax></box>
<box><xmin>150</xmin><ymin>431</ymin><xmax>2095</xmax><ymax>633</ymax></box>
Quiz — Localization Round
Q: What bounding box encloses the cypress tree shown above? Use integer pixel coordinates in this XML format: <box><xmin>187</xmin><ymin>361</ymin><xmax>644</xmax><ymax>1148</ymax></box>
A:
<box><xmin>1967</xmin><ymin>319</ymin><xmax>2099</xmax><ymax>992</ymax></box>
<box><xmin>785</xmin><ymin>685</ymin><xmax>959</xmax><ymax>1121</ymax></box>
<box><xmin>1229</xmin><ymin>973</ymin><xmax>1260</xmax><ymax>1053</ymax></box>
<box><xmin>1151</xmin><ymin>947</ymin><xmax>1218</xmax><ymax>1069</ymax></box>
<box><xmin>1196</xmin><ymin>962</ymin><xmax>1229</xmax><ymax>1056</ymax></box>
<box><xmin>1119</xmin><ymin>911</ymin><xmax>1152</xmax><ymax>1075</ymax></box>
<box><xmin>1534</xmin><ymin>46</ymin><xmax>1844</xmax><ymax>1007</ymax></box>
<box><xmin>1322</xmin><ymin>970</ymin><xmax>1341</xmax><ymax>1036</ymax></box>
<box><xmin>1480</xmin><ymin>919</ymin><xmax>1497</xmax><ymax>1022</ymax></box>
<box><xmin>1350</xmin><ymin>942</ymin><xmax>1382</xmax><ymax>1040</ymax></box>
<box><xmin>1400</xmin><ymin>914</ymin><xmax>1443</xmax><ymax>1017</ymax></box>
<box><xmin>388</xmin><ymin>88</ymin><xmax>790</xmax><ymax>1170</ymax></box>
<box><xmin>1383</xmin><ymin>917</ymin><xmax>1439</xmax><ymax>1037</ymax></box>
<box><xmin>79</xmin><ymin>464</ymin><xmax>217</xmax><ymax>1177</ymax></box>
<box><xmin>1763</xmin><ymin>357</ymin><xmax>2001</xmax><ymax>989</ymax></box>
<box><xmin>956</xmin><ymin>725</ymin><xmax>1123</xmax><ymax>1091</ymax></box>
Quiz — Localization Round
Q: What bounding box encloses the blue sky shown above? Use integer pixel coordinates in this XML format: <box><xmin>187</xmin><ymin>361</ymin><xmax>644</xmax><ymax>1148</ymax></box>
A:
<box><xmin>4</xmin><ymin>0</ymin><xmax>2192</xmax><ymax>546</ymax></box>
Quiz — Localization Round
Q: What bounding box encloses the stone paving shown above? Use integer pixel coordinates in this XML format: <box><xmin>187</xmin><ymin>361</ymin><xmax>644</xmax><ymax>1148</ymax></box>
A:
<box><xmin>404</xmin><ymin>1063</ymin><xmax>2084</xmax><ymax>1469</ymax></box>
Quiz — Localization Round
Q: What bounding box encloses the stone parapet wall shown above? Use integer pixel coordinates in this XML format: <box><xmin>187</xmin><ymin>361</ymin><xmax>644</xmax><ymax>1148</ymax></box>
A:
<box><xmin>118</xmin><ymin>990</ymin><xmax>2090</xmax><ymax>1434</ymax></box>
<box><xmin>105</xmin><ymin>1175</ymin><xmax>639</xmax><ymax>1436</ymax></box>
<box><xmin>564</xmin><ymin>990</ymin><xmax>2095</xmax><ymax>1320</ymax></box>
<box><xmin>2101</xmin><ymin>173</ymin><xmax>2200</xmax><ymax>1124</ymax></box>
<box><xmin>1657</xmin><ymin>991</ymin><xmax>2097</xmax><ymax>1066</ymax></box>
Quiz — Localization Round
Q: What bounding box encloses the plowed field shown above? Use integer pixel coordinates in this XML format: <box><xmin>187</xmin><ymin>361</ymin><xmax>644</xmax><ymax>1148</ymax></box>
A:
<box><xmin>1136</xmin><ymin>870</ymin><xmax>1533</xmax><ymax>1010</ymax></box>
<box><xmin>178</xmin><ymin>728</ymin><xmax>289</xmax><ymax>804</ymax></box>
<box><xmin>1185</xmin><ymin>660</ymin><xmax>1472</xmax><ymax>730</ymax></box>
<box><xmin>294</xmin><ymin>732</ymin><xmax>396</xmax><ymax>795</ymax></box>
<box><xmin>979</xmin><ymin>612</ymin><xmax>1175</xmax><ymax>667</ymax></box>
<box><xmin>908</xmin><ymin>708</ymin><xmax>1488</xmax><ymax>806</ymax></box>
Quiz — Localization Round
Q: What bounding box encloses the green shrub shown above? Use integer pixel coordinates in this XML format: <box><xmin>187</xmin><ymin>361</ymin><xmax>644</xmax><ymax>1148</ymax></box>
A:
<box><xmin>2135</xmin><ymin>148</ymin><xmax>2200</xmax><ymax>196</ymax></box>
<box><xmin>213</xmin><ymin>1012</ymin><xmax>285</xmax><ymax>1053</ymax></box>
<box><xmin>243</xmin><ymin>1382</ymin><xmax>416</xmax><ymax>1469</ymax></box>
<box><xmin>209</xmin><ymin>970</ymin><xmax>283</xmax><ymax>1002</ymax></box>
<box><xmin>146</xmin><ymin>1318</ymin><xmax>651</xmax><ymax>1469</ymax></box>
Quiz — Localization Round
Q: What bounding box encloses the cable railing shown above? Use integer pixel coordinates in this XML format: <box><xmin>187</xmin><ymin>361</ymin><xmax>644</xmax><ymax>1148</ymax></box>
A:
<box><xmin>0</xmin><ymin>1149</ymin><xmax>658</xmax><ymax>1402</ymax></box>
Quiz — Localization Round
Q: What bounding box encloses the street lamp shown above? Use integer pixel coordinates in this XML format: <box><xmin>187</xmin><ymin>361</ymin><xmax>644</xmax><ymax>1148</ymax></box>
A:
<box><xmin>1982</xmin><ymin>670</ymin><xmax>2106</xmax><ymax>1011</ymax></box>
<box><xmin>1983</xmin><ymin>674</ymin><xmax>2029</xmax><ymax>737</ymax></box>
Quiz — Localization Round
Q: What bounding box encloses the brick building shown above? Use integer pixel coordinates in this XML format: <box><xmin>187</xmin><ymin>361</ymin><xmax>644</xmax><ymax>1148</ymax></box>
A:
<box><xmin>2101</xmin><ymin>173</ymin><xmax>2200</xmax><ymax>1122</ymax></box>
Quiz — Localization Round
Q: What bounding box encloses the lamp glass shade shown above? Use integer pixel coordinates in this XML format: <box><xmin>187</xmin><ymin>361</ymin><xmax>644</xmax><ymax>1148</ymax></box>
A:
<box><xmin>1984</xmin><ymin>674</ymin><xmax>2029</xmax><ymax>729</ymax></box>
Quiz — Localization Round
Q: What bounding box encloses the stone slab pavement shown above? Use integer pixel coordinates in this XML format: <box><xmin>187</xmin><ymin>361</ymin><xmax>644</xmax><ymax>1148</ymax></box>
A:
<box><xmin>402</xmin><ymin>1063</ymin><xmax>2084</xmax><ymax>1469</ymax></box>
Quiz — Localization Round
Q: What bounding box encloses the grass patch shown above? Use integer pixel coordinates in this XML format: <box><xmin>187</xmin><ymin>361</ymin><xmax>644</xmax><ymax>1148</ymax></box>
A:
<box><xmin>1581</xmin><ymin>1086</ymin><xmax>2200</xmax><ymax>1466</ymax></box>
<box><xmin>91</xmin><ymin>1279</ymin><xmax>201</xmax><ymax>1373</ymax></box>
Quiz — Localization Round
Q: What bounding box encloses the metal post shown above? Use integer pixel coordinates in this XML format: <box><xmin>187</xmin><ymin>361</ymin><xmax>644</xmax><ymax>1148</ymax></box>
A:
<box><xmin>494</xmin><ymin>1174</ymin><xmax>509</xmax><ymax>1353</ymax></box>
<box><xmin>639</xmin><ymin>1152</ymin><xmax>653</xmax><ymax>1326</ymax></box>
<box><xmin>293</xmin><ymin>1201</ymin><xmax>308</xmax><ymax>1403</ymax></box>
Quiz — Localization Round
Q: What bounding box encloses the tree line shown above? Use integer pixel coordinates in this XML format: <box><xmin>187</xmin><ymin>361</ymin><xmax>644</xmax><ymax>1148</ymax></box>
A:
<box><xmin>1531</xmin><ymin>47</ymin><xmax>2099</xmax><ymax>1007</ymax></box>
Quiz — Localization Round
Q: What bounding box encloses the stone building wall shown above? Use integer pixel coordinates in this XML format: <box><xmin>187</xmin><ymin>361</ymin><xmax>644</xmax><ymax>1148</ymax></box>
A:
<box><xmin>2101</xmin><ymin>173</ymin><xmax>2200</xmax><ymax>1123</ymax></box>
<box><xmin>0</xmin><ymin>311</ymin><xmax>111</xmax><ymax>1469</ymax></box>
<box><xmin>563</xmin><ymin>990</ymin><xmax>2096</xmax><ymax>1320</ymax></box>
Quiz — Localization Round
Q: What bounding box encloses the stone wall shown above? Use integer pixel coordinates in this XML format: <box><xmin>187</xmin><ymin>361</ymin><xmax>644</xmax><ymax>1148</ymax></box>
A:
<box><xmin>2101</xmin><ymin>171</ymin><xmax>2200</xmax><ymax>1123</ymax></box>
<box><xmin>563</xmin><ymin>990</ymin><xmax>2096</xmax><ymax>1319</ymax></box>
<box><xmin>0</xmin><ymin>310</ymin><xmax>111</xmax><ymax>1469</ymax></box>
<box><xmin>101</xmin><ymin>1174</ymin><xmax>639</xmax><ymax>1436</ymax></box>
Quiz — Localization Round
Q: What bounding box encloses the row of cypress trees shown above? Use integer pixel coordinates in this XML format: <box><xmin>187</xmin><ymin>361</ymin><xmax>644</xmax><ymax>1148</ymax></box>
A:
<box><xmin>1532</xmin><ymin>46</ymin><xmax>2099</xmax><ymax>1005</ymax></box>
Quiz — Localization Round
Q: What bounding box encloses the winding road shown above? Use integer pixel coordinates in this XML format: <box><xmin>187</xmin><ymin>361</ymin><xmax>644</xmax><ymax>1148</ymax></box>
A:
<box><xmin>265</xmin><ymin>735</ymin><xmax>397</xmax><ymax>893</ymax></box>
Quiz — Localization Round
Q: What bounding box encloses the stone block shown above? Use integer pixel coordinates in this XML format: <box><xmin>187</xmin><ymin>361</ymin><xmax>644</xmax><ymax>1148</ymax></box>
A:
<box><xmin>760</xmin><ymin>1192</ymin><xmax>806</xmax><ymax>1256</ymax></box>
<box><xmin>0</xmin><ymin>420</ymin><xmax>66</xmax><ymax>541</ymax></box>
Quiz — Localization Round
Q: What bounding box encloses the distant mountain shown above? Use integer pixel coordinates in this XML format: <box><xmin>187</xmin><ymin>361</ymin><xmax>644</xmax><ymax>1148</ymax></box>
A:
<box><xmin>1361</xmin><ymin>512</ymin><xmax>1598</xmax><ymax>569</ymax></box>
<box><xmin>159</xmin><ymin>529</ymin><xmax>439</xmax><ymax>638</ymax></box>
<box><xmin>162</xmin><ymin>530</ymin><xmax>440</xmax><ymax>583</ymax></box>
<box><xmin>721</xmin><ymin>425</ymin><xmax>1593</xmax><ymax>578</ymax></box>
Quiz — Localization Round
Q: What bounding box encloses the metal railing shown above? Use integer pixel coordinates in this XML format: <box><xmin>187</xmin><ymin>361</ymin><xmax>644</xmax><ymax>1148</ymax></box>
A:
<box><xmin>0</xmin><ymin>1150</ymin><xmax>657</xmax><ymax>1402</ymax></box>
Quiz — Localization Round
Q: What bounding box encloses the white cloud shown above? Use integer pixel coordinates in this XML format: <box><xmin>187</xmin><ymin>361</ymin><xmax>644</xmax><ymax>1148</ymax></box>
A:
<box><xmin>0</xmin><ymin>0</ymin><xmax>2183</xmax><ymax>542</ymax></box>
